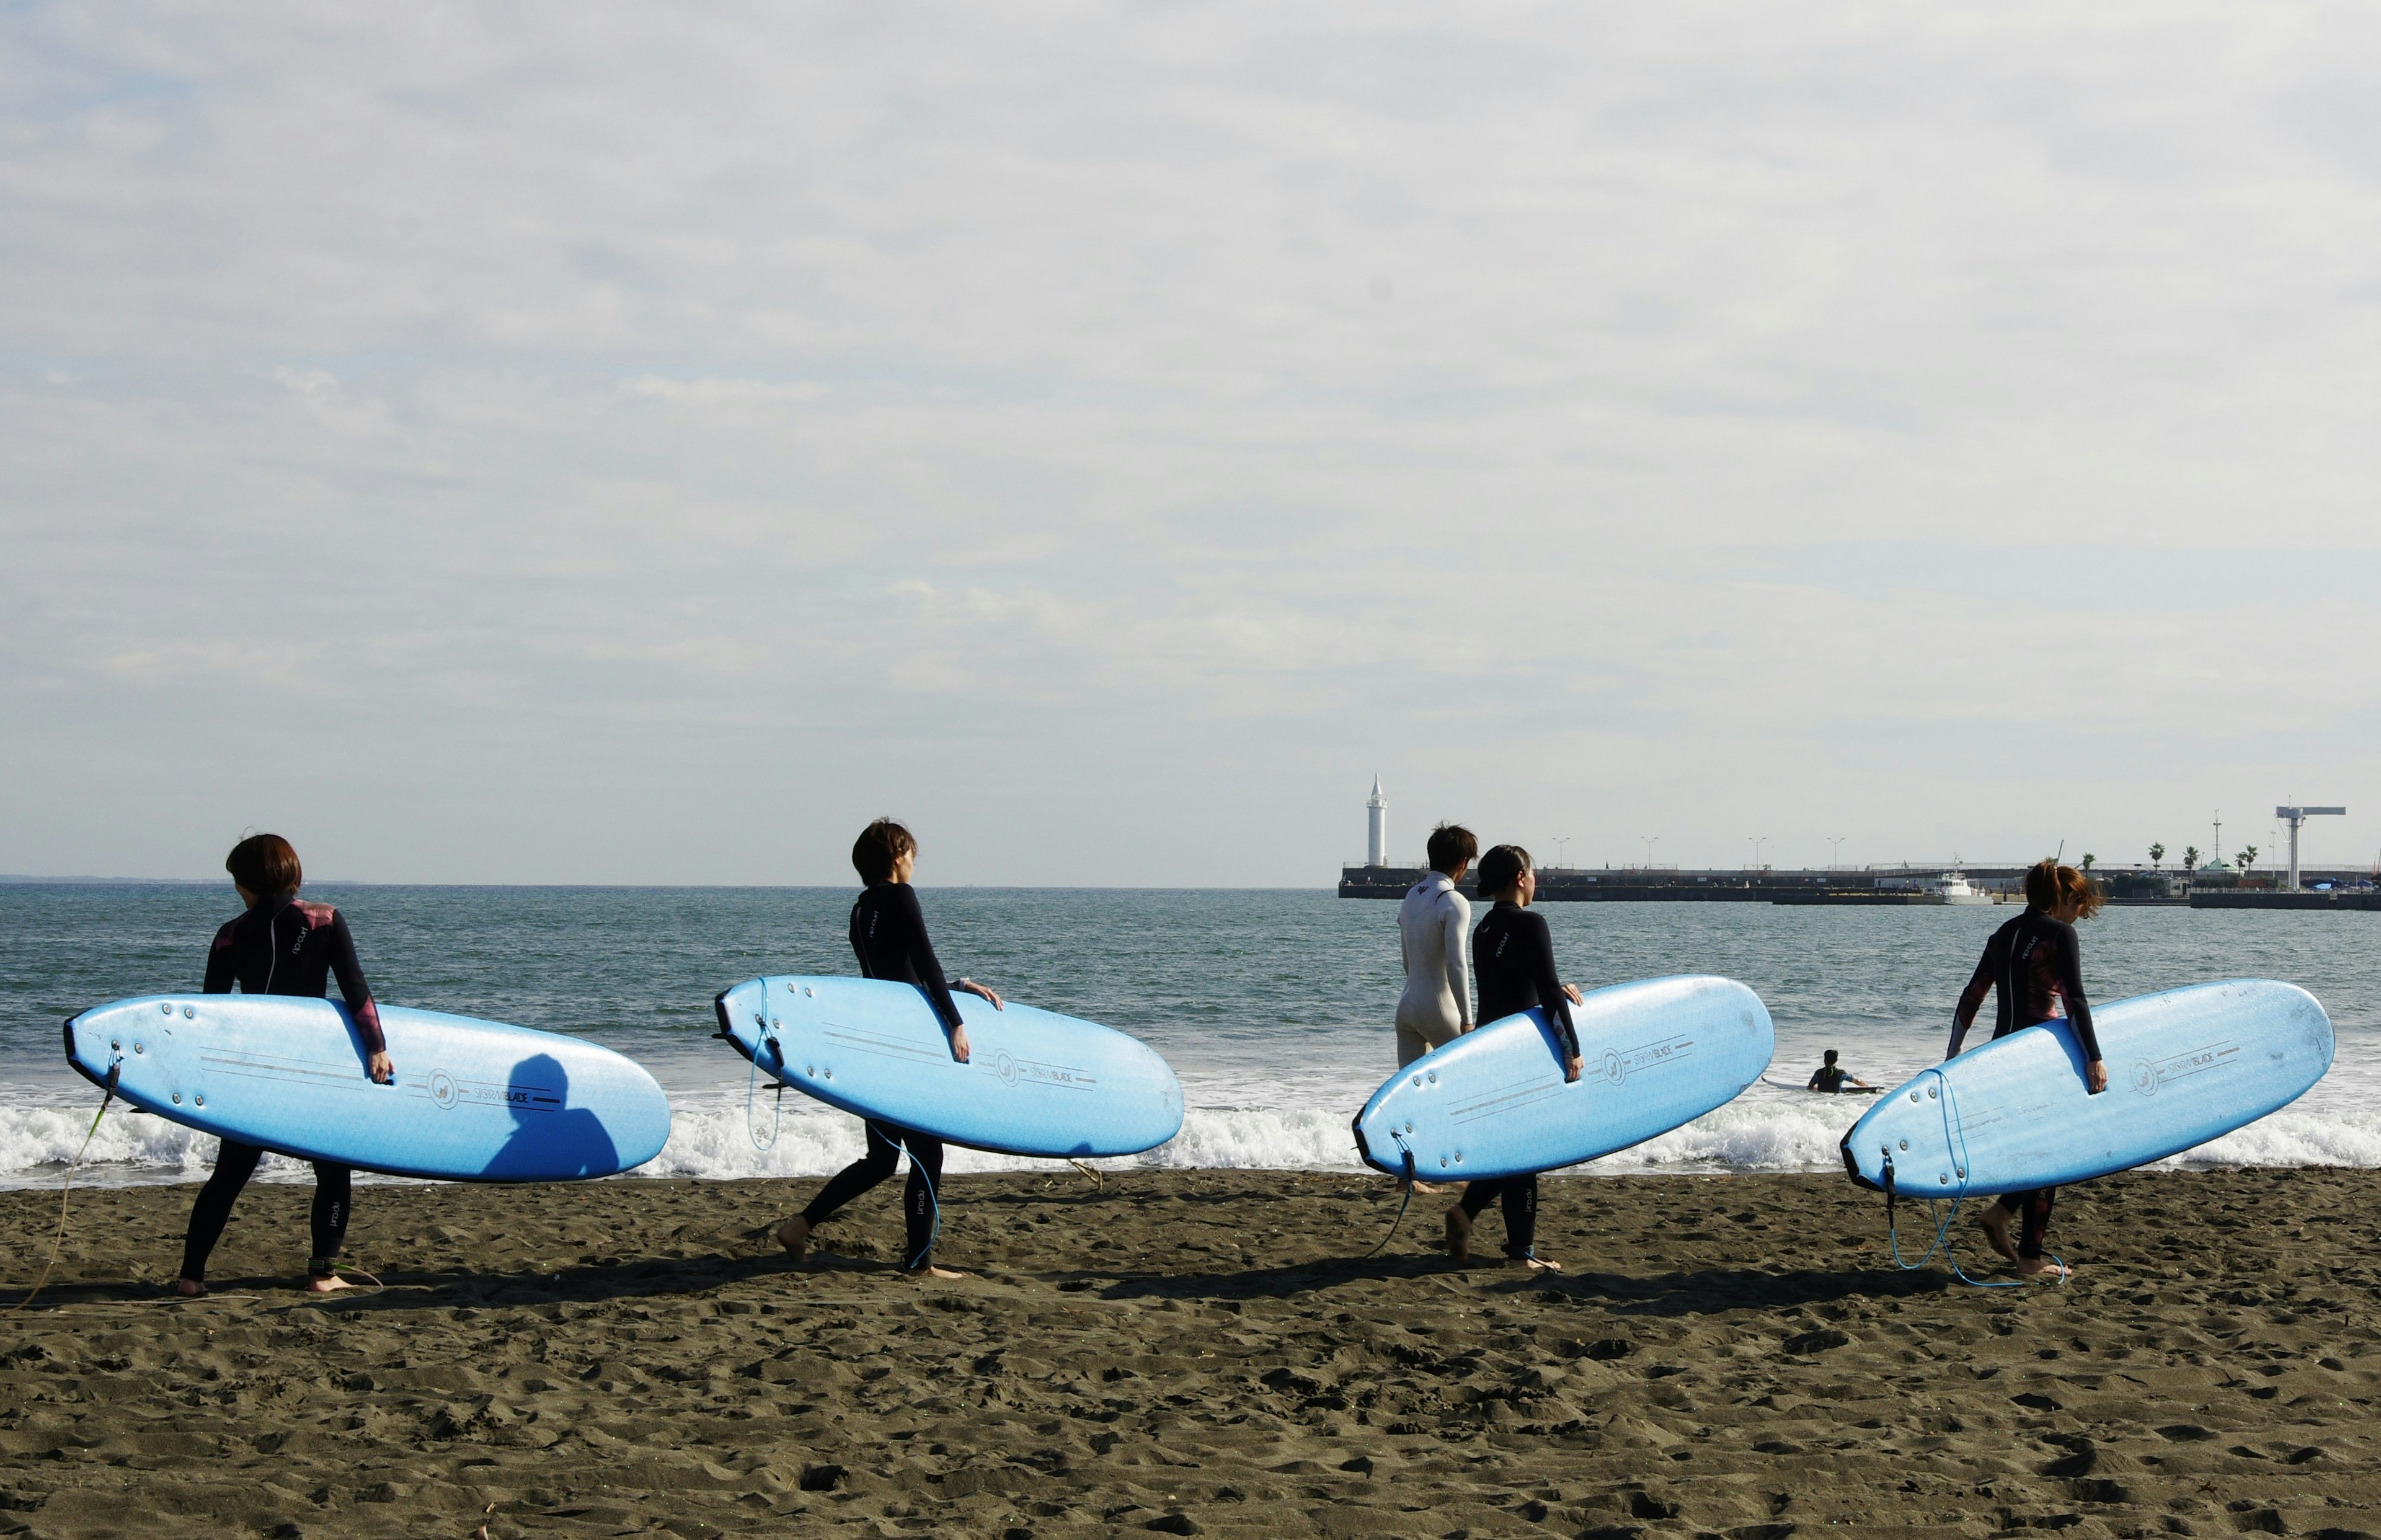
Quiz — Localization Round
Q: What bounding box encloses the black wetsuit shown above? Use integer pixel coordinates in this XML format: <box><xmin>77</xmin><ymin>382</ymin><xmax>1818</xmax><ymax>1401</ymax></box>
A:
<box><xmin>1808</xmin><ymin>1064</ymin><xmax>1851</xmax><ymax>1093</ymax></box>
<box><xmin>1949</xmin><ymin>909</ymin><xmax>2101</xmax><ymax>1260</ymax></box>
<box><xmin>800</xmin><ymin>883</ymin><xmax>967</xmax><ymax>1268</ymax></box>
<box><xmin>1457</xmin><ymin>903</ymin><xmax>1583</xmax><ymax>1260</ymax></box>
<box><xmin>180</xmin><ymin>896</ymin><xmax>384</xmax><ymax>1283</ymax></box>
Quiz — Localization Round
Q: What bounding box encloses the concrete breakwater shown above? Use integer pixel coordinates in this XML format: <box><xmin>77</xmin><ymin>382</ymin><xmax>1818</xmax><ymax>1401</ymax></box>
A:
<box><xmin>1339</xmin><ymin>864</ymin><xmax>2378</xmax><ymax>905</ymax></box>
<box><xmin>1337</xmin><ymin>864</ymin><xmax>2020</xmax><ymax>903</ymax></box>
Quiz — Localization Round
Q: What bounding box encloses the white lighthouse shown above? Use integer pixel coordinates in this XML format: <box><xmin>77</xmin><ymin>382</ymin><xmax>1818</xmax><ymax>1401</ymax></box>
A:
<box><xmin>1366</xmin><ymin>775</ymin><xmax>1388</xmax><ymax>867</ymax></box>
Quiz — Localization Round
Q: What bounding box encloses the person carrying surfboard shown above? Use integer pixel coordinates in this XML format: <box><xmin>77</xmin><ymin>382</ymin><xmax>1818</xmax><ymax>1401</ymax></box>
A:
<box><xmin>176</xmin><ymin>834</ymin><xmax>393</xmax><ymax>1298</ymax></box>
<box><xmin>1446</xmin><ymin>844</ymin><xmax>1584</xmax><ymax>1270</ymax></box>
<box><xmin>773</xmin><ymin>819</ymin><xmax>1003</xmax><ymax>1279</ymax></box>
<box><xmin>1806</xmin><ymin>1049</ymin><xmax>1871</xmax><ymax>1093</ymax></box>
<box><xmin>1947</xmin><ymin>858</ymin><xmax>2108</xmax><ymax>1280</ymax></box>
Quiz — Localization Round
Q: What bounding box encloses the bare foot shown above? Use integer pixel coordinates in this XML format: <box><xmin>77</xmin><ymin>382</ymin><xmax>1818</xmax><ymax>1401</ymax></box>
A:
<box><xmin>174</xmin><ymin>1277</ymin><xmax>206</xmax><ymax>1298</ymax></box>
<box><xmin>1512</xmin><ymin>1255</ymin><xmax>1564</xmax><ymax>1272</ymax></box>
<box><xmin>304</xmin><ymin>1273</ymin><xmax>355</xmax><ymax>1293</ymax></box>
<box><xmin>907</xmin><ymin>1264</ymin><xmax>967</xmax><ymax>1280</ymax></box>
<box><xmin>774</xmin><ymin>1215</ymin><xmax>810</xmax><ymax>1263</ymax></box>
<box><xmin>1976</xmin><ymin>1205</ymin><xmax>2018</xmax><ymax>1262</ymax></box>
<box><xmin>1403</xmin><ymin>1179</ymin><xmax>1447</xmax><ymax>1195</ymax></box>
<box><xmin>1443</xmin><ymin>1206</ymin><xmax>1473</xmax><ymax>1266</ymax></box>
<box><xmin>2015</xmin><ymin>1257</ymin><xmax>2070</xmax><ymax>1281</ymax></box>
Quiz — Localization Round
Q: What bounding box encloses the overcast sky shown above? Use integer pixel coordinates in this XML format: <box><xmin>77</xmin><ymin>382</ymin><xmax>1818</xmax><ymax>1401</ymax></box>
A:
<box><xmin>4</xmin><ymin>4</ymin><xmax>2377</xmax><ymax>885</ymax></box>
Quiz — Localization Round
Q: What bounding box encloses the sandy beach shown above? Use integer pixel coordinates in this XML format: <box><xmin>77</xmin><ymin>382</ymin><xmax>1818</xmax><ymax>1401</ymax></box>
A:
<box><xmin>1</xmin><ymin>1167</ymin><xmax>2376</xmax><ymax>1538</ymax></box>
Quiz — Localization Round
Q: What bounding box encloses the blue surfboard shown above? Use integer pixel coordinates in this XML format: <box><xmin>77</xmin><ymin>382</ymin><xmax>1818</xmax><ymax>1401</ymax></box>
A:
<box><xmin>1352</xmin><ymin>976</ymin><xmax>1775</xmax><ymax>1182</ymax></box>
<box><xmin>714</xmin><ymin>976</ymin><xmax>1183</xmax><ymax>1159</ymax></box>
<box><xmin>1841</xmin><ymin>979</ymin><xmax>2333</xmax><ymax>1200</ymax></box>
<box><xmin>64</xmin><ymin>995</ymin><xmax>672</xmax><ymax>1182</ymax></box>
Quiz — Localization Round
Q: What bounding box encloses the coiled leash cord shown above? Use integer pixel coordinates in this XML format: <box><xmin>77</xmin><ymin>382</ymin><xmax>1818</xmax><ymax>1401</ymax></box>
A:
<box><xmin>1882</xmin><ymin>1156</ymin><xmax>2063</xmax><ymax>1290</ymax></box>
<box><xmin>745</xmin><ymin>1037</ymin><xmax>784</xmax><ymax>1153</ymax></box>
<box><xmin>7</xmin><ymin>1069</ymin><xmax>118</xmax><ymax>1316</ymax></box>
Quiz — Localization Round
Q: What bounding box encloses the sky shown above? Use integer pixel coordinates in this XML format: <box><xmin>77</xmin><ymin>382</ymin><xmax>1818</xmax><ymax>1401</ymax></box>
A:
<box><xmin>4</xmin><ymin>3</ymin><xmax>2379</xmax><ymax>885</ymax></box>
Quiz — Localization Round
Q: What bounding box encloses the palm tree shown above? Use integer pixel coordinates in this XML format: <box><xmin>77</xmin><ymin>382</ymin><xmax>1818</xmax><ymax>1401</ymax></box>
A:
<box><xmin>2184</xmin><ymin>845</ymin><xmax>2201</xmax><ymax>872</ymax></box>
<box><xmin>2239</xmin><ymin>844</ymin><xmax>2259</xmax><ymax>879</ymax></box>
<box><xmin>2149</xmin><ymin>843</ymin><xmax>2165</xmax><ymax>872</ymax></box>
<box><xmin>2080</xmin><ymin>853</ymin><xmax>2096</xmax><ymax>874</ymax></box>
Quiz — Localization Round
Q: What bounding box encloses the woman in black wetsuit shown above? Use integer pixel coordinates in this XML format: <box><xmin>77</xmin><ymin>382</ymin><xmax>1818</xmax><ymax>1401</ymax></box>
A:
<box><xmin>1447</xmin><ymin>844</ymin><xmax>1584</xmax><ymax>1271</ymax></box>
<box><xmin>773</xmin><ymin>820</ymin><xmax>1002</xmax><ymax>1278</ymax></box>
<box><xmin>177</xmin><ymin>834</ymin><xmax>394</xmax><ymax>1298</ymax></box>
<box><xmin>1948</xmin><ymin>859</ymin><xmax>2108</xmax><ymax>1280</ymax></box>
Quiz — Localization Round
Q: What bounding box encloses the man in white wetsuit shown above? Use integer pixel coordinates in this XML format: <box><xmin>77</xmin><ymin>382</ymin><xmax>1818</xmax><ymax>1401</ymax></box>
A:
<box><xmin>1396</xmin><ymin>823</ymin><xmax>1479</xmax><ymax>1067</ymax></box>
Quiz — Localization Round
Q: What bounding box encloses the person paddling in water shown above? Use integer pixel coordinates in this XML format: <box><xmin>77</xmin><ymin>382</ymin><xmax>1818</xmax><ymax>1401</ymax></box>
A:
<box><xmin>1446</xmin><ymin>844</ymin><xmax>1584</xmax><ymax>1271</ymax></box>
<box><xmin>1806</xmin><ymin>1049</ymin><xmax>1870</xmax><ymax>1093</ymax></box>
<box><xmin>178</xmin><ymin>834</ymin><xmax>394</xmax><ymax>1297</ymax></box>
<box><xmin>1395</xmin><ymin>823</ymin><xmax>1477</xmax><ymax>1193</ymax></box>
<box><xmin>1948</xmin><ymin>858</ymin><xmax>2108</xmax><ymax>1280</ymax></box>
<box><xmin>774</xmin><ymin>820</ymin><xmax>1002</xmax><ymax>1278</ymax></box>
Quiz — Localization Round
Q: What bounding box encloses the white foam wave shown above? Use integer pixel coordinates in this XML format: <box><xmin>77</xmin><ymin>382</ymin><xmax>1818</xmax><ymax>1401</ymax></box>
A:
<box><xmin>1</xmin><ymin>1091</ymin><xmax>2376</xmax><ymax>1188</ymax></box>
<box><xmin>1581</xmin><ymin>1100</ymin><xmax>1854</xmax><ymax>1174</ymax></box>
<box><xmin>644</xmin><ymin>1097</ymin><xmax>1368</xmax><ymax>1180</ymax></box>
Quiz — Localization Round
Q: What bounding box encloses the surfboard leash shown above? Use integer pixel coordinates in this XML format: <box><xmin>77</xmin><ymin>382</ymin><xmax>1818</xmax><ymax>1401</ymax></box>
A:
<box><xmin>1881</xmin><ymin>1157</ymin><xmax>2062</xmax><ymax>1290</ymax></box>
<box><xmin>744</xmin><ymin>1040</ymin><xmax>784</xmax><ymax>1154</ymax></box>
<box><xmin>1359</xmin><ymin>1143</ymin><xmax>1419</xmax><ymax>1261</ymax></box>
<box><xmin>7</xmin><ymin>1067</ymin><xmax>118</xmax><ymax>1317</ymax></box>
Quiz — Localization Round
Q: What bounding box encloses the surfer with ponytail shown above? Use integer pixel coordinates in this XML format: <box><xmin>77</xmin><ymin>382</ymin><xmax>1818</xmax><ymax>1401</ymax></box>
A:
<box><xmin>1947</xmin><ymin>858</ymin><xmax>2107</xmax><ymax>1278</ymax></box>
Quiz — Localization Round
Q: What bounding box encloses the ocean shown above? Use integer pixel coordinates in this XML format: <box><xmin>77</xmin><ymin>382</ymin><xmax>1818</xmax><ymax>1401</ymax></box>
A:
<box><xmin>2</xmin><ymin>883</ymin><xmax>2375</xmax><ymax>1188</ymax></box>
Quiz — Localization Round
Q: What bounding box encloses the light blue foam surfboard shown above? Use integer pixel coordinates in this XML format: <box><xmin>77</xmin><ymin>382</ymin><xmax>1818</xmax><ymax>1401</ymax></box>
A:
<box><xmin>64</xmin><ymin>995</ymin><xmax>672</xmax><ymax>1181</ymax></box>
<box><xmin>713</xmin><ymin>976</ymin><xmax>1184</xmax><ymax>1158</ymax></box>
<box><xmin>1352</xmin><ymin>976</ymin><xmax>1775</xmax><ymax>1182</ymax></box>
<box><xmin>1840</xmin><ymin>980</ymin><xmax>2333</xmax><ymax>1200</ymax></box>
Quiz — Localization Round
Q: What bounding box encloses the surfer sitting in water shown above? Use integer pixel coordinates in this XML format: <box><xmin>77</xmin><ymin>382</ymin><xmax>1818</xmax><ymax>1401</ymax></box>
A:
<box><xmin>177</xmin><ymin>834</ymin><xmax>394</xmax><ymax>1298</ymax></box>
<box><xmin>1948</xmin><ymin>858</ymin><xmax>2108</xmax><ymax>1280</ymax></box>
<box><xmin>1396</xmin><ymin>823</ymin><xmax>1477</xmax><ymax>1193</ymax></box>
<box><xmin>1806</xmin><ymin>1049</ymin><xmax>1870</xmax><ymax>1093</ymax></box>
<box><xmin>773</xmin><ymin>819</ymin><xmax>1002</xmax><ymax>1279</ymax></box>
<box><xmin>1446</xmin><ymin>844</ymin><xmax>1584</xmax><ymax>1272</ymax></box>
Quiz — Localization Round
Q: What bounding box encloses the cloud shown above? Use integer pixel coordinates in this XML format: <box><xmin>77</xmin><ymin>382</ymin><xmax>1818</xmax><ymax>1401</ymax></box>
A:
<box><xmin>2</xmin><ymin>2</ymin><xmax>2378</xmax><ymax>882</ymax></box>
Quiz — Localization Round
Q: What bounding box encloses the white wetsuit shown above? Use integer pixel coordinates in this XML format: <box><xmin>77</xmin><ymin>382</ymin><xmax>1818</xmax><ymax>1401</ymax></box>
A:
<box><xmin>1396</xmin><ymin>872</ymin><xmax>1473</xmax><ymax>1066</ymax></box>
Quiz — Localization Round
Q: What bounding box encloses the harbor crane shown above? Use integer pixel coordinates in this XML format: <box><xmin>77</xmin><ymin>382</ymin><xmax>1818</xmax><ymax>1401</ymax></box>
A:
<box><xmin>2277</xmin><ymin>805</ymin><xmax>2347</xmax><ymax>892</ymax></box>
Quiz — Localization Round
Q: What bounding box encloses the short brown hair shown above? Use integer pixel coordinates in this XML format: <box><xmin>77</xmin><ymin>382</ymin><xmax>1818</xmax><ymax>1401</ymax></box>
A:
<box><xmin>851</xmin><ymin>819</ymin><xmax>918</xmax><ymax>886</ymax></box>
<box><xmin>2022</xmin><ymin>859</ymin><xmax>2104</xmax><ymax>919</ymax></box>
<box><xmin>1425</xmin><ymin>823</ymin><xmax>1478</xmax><ymax>875</ymax></box>
<box><xmin>225</xmin><ymin>834</ymin><xmax>302</xmax><ymax>897</ymax></box>
<box><xmin>1476</xmin><ymin>843</ymin><xmax>1532</xmax><ymax>899</ymax></box>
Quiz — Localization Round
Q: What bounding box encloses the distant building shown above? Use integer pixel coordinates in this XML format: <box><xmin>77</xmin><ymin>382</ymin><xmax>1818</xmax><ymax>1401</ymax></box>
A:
<box><xmin>1366</xmin><ymin>776</ymin><xmax>1387</xmax><ymax>867</ymax></box>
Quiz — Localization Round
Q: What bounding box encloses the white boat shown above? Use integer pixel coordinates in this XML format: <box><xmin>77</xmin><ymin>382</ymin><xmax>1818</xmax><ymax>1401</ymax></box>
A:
<box><xmin>1933</xmin><ymin>871</ymin><xmax>1995</xmax><ymax>906</ymax></box>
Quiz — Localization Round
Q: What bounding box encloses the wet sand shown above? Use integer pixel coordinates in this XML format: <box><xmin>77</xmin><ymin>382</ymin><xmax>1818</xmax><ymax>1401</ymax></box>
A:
<box><xmin>2</xmin><ymin>1167</ymin><xmax>2379</xmax><ymax>1539</ymax></box>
